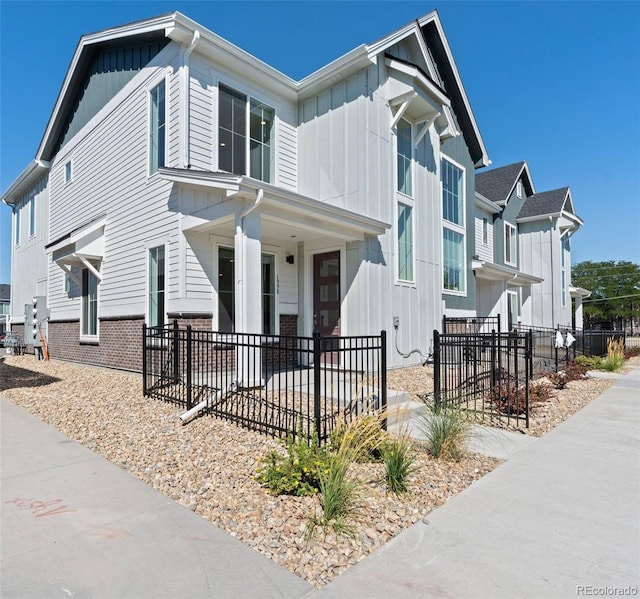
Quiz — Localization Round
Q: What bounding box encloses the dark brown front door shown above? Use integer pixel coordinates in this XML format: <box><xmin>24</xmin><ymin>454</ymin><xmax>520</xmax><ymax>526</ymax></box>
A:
<box><xmin>313</xmin><ymin>251</ymin><xmax>340</xmax><ymax>362</ymax></box>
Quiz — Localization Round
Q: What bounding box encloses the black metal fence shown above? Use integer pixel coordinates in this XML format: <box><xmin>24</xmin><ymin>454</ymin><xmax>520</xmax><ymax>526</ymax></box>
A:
<box><xmin>442</xmin><ymin>315</ymin><xmax>501</xmax><ymax>334</ymax></box>
<box><xmin>433</xmin><ymin>329</ymin><xmax>532</xmax><ymax>428</ymax></box>
<box><xmin>142</xmin><ymin>322</ymin><xmax>387</xmax><ymax>444</ymax></box>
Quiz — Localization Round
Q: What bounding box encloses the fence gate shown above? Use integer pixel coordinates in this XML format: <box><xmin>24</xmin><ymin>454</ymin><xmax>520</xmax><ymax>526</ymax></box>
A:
<box><xmin>433</xmin><ymin>329</ymin><xmax>532</xmax><ymax>429</ymax></box>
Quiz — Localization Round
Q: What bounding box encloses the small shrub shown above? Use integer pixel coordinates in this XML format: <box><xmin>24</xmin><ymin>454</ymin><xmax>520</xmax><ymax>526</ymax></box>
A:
<box><xmin>547</xmin><ymin>371</ymin><xmax>568</xmax><ymax>389</ymax></box>
<box><xmin>329</xmin><ymin>413</ymin><xmax>389</xmax><ymax>463</ymax></box>
<box><xmin>575</xmin><ymin>355</ymin><xmax>603</xmax><ymax>370</ymax></box>
<box><xmin>382</xmin><ymin>435</ymin><xmax>417</xmax><ymax>494</ymax></box>
<box><xmin>600</xmin><ymin>339</ymin><xmax>626</xmax><ymax>371</ymax></box>
<box><xmin>256</xmin><ymin>431</ymin><xmax>329</xmax><ymax>497</ymax></box>
<box><xmin>419</xmin><ymin>403</ymin><xmax>471</xmax><ymax>461</ymax></box>
<box><xmin>528</xmin><ymin>379</ymin><xmax>555</xmax><ymax>403</ymax></box>
<box><xmin>486</xmin><ymin>373</ymin><xmax>528</xmax><ymax>413</ymax></box>
<box><xmin>624</xmin><ymin>345</ymin><xmax>640</xmax><ymax>359</ymax></box>
<box><xmin>564</xmin><ymin>361</ymin><xmax>589</xmax><ymax>381</ymax></box>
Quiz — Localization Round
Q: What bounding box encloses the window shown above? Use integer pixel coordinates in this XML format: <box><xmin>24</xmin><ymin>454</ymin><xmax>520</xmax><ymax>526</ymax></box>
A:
<box><xmin>29</xmin><ymin>195</ymin><xmax>35</xmax><ymax>237</ymax></box>
<box><xmin>15</xmin><ymin>203</ymin><xmax>20</xmax><ymax>245</ymax></box>
<box><xmin>561</xmin><ymin>236</ymin><xmax>570</xmax><ymax>307</ymax></box>
<box><xmin>507</xmin><ymin>289</ymin><xmax>520</xmax><ymax>330</ymax></box>
<box><xmin>505</xmin><ymin>223</ymin><xmax>517</xmax><ymax>266</ymax></box>
<box><xmin>397</xmin><ymin>202</ymin><xmax>413</xmax><ymax>282</ymax></box>
<box><xmin>482</xmin><ymin>218</ymin><xmax>488</xmax><ymax>245</ymax></box>
<box><xmin>64</xmin><ymin>273</ymin><xmax>71</xmax><ymax>294</ymax></box>
<box><xmin>442</xmin><ymin>158</ymin><xmax>466</xmax><ymax>293</ymax></box>
<box><xmin>262</xmin><ymin>254</ymin><xmax>276</xmax><ymax>335</ymax></box>
<box><xmin>81</xmin><ymin>268</ymin><xmax>98</xmax><ymax>337</ymax></box>
<box><xmin>443</xmin><ymin>228</ymin><xmax>464</xmax><ymax>292</ymax></box>
<box><xmin>217</xmin><ymin>247</ymin><xmax>276</xmax><ymax>333</ymax></box>
<box><xmin>149</xmin><ymin>80</ymin><xmax>166</xmax><ymax>174</ymax></box>
<box><xmin>516</xmin><ymin>181</ymin><xmax>523</xmax><ymax>199</ymax></box>
<box><xmin>396</xmin><ymin>118</ymin><xmax>412</xmax><ymax>196</ymax></box>
<box><xmin>219</xmin><ymin>85</ymin><xmax>274</xmax><ymax>183</ymax></box>
<box><xmin>561</xmin><ymin>270</ymin><xmax>567</xmax><ymax>308</ymax></box>
<box><xmin>148</xmin><ymin>246</ymin><xmax>165</xmax><ymax>327</ymax></box>
<box><xmin>65</xmin><ymin>160</ymin><xmax>72</xmax><ymax>183</ymax></box>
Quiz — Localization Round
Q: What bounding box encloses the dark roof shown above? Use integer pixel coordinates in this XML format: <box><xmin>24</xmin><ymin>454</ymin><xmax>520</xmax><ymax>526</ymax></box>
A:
<box><xmin>475</xmin><ymin>162</ymin><xmax>526</xmax><ymax>204</ymax></box>
<box><xmin>0</xmin><ymin>284</ymin><xmax>9</xmax><ymax>301</ymax></box>
<box><xmin>518</xmin><ymin>188</ymin><xmax>569</xmax><ymax>219</ymax></box>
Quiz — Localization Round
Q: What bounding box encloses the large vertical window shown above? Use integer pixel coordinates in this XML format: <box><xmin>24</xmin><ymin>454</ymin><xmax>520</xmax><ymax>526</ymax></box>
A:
<box><xmin>250</xmin><ymin>100</ymin><xmax>274</xmax><ymax>182</ymax></box>
<box><xmin>149</xmin><ymin>80</ymin><xmax>166</xmax><ymax>175</ymax></box>
<box><xmin>81</xmin><ymin>268</ymin><xmax>98</xmax><ymax>337</ymax></box>
<box><xmin>396</xmin><ymin>118</ymin><xmax>412</xmax><ymax>196</ymax></box>
<box><xmin>397</xmin><ymin>202</ymin><xmax>413</xmax><ymax>282</ymax></box>
<box><xmin>148</xmin><ymin>246</ymin><xmax>165</xmax><ymax>327</ymax></box>
<box><xmin>442</xmin><ymin>158</ymin><xmax>466</xmax><ymax>293</ymax></box>
<box><xmin>217</xmin><ymin>248</ymin><xmax>276</xmax><ymax>334</ymax></box>
<box><xmin>219</xmin><ymin>85</ymin><xmax>275</xmax><ymax>183</ymax></box>
<box><xmin>505</xmin><ymin>223</ymin><xmax>517</xmax><ymax>266</ymax></box>
<box><xmin>561</xmin><ymin>236</ymin><xmax>569</xmax><ymax>307</ymax></box>
<box><xmin>29</xmin><ymin>195</ymin><xmax>35</xmax><ymax>237</ymax></box>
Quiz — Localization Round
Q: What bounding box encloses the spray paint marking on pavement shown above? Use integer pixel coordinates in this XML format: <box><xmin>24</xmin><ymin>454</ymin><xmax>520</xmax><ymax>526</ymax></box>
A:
<box><xmin>5</xmin><ymin>497</ymin><xmax>76</xmax><ymax>517</ymax></box>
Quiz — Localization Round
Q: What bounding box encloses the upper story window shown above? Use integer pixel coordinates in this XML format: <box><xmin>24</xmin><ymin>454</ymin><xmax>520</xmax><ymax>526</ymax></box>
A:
<box><xmin>482</xmin><ymin>217</ymin><xmax>489</xmax><ymax>245</ymax></box>
<box><xmin>219</xmin><ymin>85</ymin><xmax>274</xmax><ymax>183</ymax></box>
<box><xmin>149</xmin><ymin>80</ymin><xmax>166</xmax><ymax>175</ymax></box>
<box><xmin>442</xmin><ymin>158</ymin><xmax>466</xmax><ymax>294</ymax></box>
<box><xmin>397</xmin><ymin>201</ymin><xmax>414</xmax><ymax>283</ymax></box>
<box><xmin>396</xmin><ymin>118</ymin><xmax>412</xmax><ymax>196</ymax></box>
<box><xmin>505</xmin><ymin>222</ymin><xmax>517</xmax><ymax>266</ymax></box>
<box><xmin>28</xmin><ymin>195</ymin><xmax>36</xmax><ymax>237</ymax></box>
<box><xmin>516</xmin><ymin>180</ymin><xmax>523</xmax><ymax>199</ymax></box>
<box><xmin>65</xmin><ymin>160</ymin><xmax>73</xmax><ymax>184</ymax></box>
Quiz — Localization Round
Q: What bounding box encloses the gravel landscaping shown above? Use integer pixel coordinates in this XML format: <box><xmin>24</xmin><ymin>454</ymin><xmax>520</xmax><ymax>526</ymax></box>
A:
<box><xmin>0</xmin><ymin>353</ymin><xmax>629</xmax><ymax>587</ymax></box>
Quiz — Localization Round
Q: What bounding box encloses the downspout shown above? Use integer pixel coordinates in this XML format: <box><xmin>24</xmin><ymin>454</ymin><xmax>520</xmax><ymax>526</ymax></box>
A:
<box><xmin>181</xmin><ymin>30</ymin><xmax>201</xmax><ymax>168</ymax></box>
<box><xmin>549</xmin><ymin>216</ymin><xmax>555</xmax><ymax>327</ymax></box>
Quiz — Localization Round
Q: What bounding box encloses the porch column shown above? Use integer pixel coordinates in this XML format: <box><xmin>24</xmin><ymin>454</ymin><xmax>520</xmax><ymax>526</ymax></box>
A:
<box><xmin>574</xmin><ymin>296</ymin><xmax>584</xmax><ymax>329</ymax></box>
<box><xmin>234</xmin><ymin>209</ymin><xmax>262</xmax><ymax>387</ymax></box>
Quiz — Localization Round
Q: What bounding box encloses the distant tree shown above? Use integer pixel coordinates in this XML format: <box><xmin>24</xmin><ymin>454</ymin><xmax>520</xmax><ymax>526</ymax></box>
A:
<box><xmin>572</xmin><ymin>261</ymin><xmax>640</xmax><ymax>332</ymax></box>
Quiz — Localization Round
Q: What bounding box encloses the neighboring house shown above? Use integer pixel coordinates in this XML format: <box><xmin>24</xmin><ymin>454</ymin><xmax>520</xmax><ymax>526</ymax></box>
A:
<box><xmin>474</xmin><ymin>161</ymin><xmax>583</xmax><ymax>330</ymax></box>
<box><xmin>0</xmin><ymin>284</ymin><xmax>10</xmax><ymax>336</ymax></box>
<box><xmin>1</xmin><ymin>11</ymin><xmax>490</xmax><ymax>371</ymax></box>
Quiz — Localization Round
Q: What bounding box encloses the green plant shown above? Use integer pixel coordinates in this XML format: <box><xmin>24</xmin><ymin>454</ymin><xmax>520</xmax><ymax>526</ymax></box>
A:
<box><xmin>255</xmin><ymin>430</ymin><xmax>329</xmax><ymax>497</ymax></box>
<box><xmin>600</xmin><ymin>339</ymin><xmax>626</xmax><ymax>372</ymax></box>
<box><xmin>329</xmin><ymin>414</ymin><xmax>389</xmax><ymax>462</ymax></box>
<box><xmin>419</xmin><ymin>403</ymin><xmax>471</xmax><ymax>461</ymax></box>
<box><xmin>382</xmin><ymin>435</ymin><xmax>417</xmax><ymax>494</ymax></box>
<box><xmin>575</xmin><ymin>355</ymin><xmax>603</xmax><ymax>370</ymax></box>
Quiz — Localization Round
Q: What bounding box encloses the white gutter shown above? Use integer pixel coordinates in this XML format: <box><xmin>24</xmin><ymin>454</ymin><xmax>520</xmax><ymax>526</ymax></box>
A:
<box><xmin>179</xmin><ymin>381</ymin><xmax>237</xmax><ymax>424</ymax></box>
<box><xmin>1</xmin><ymin>160</ymin><xmax>50</xmax><ymax>205</ymax></box>
<box><xmin>181</xmin><ymin>30</ymin><xmax>201</xmax><ymax>168</ymax></box>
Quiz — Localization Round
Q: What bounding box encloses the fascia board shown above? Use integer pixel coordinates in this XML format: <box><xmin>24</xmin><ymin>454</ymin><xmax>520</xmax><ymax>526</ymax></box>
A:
<box><xmin>418</xmin><ymin>13</ymin><xmax>490</xmax><ymax>167</ymax></box>
<box><xmin>517</xmin><ymin>213</ymin><xmax>561</xmax><ymax>224</ymax></box>
<box><xmin>475</xmin><ymin>192</ymin><xmax>501</xmax><ymax>214</ymax></box>
<box><xmin>1</xmin><ymin>160</ymin><xmax>50</xmax><ymax>205</ymax></box>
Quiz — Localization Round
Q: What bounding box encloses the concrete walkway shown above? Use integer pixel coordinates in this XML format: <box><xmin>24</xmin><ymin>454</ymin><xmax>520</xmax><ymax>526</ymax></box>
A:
<box><xmin>2</xmin><ymin>367</ymin><xmax>639</xmax><ymax>599</ymax></box>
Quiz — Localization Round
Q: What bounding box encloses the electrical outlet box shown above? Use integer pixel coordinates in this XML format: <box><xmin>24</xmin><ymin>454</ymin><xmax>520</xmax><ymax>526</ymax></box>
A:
<box><xmin>393</xmin><ymin>316</ymin><xmax>399</xmax><ymax>329</ymax></box>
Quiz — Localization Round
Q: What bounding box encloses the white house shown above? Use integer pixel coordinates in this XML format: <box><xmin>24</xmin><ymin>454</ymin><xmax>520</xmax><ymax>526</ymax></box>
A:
<box><xmin>1</xmin><ymin>11</ymin><xmax>490</xmax><ymax>371</ymax></box>
<box><xmin>474</xmin><ymin>161</ymin><xmax>583</xmax><ymax>330</ymax></box>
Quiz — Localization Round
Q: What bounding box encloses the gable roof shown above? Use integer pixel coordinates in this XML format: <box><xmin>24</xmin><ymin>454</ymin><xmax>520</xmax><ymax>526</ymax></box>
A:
<box><xmin>517</xmin><ymin>187</ymin><xmax>573</xmax><ymax>219</ymax></box>
<box><xmin>475</xmin><ymin>161</ymin><xmax>534</xmax><ymax>205</ymax></box>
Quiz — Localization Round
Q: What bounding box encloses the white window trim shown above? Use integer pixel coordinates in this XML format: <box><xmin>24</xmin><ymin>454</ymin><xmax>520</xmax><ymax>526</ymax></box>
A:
<box><xmin>504</xmin><ymin>222</ymin><xmax>517</xmax><ymax>267</ymax></box>
<box><xmin>28</xmin><ymin>195</ymin><xmax>36</xmax><ymax>238</ymax></box>
<box><xmin>516</xmin><ymin>180</ymin><xmax>523</xmax><ymax>199</ymax></box>
<box><xmin>146</xmin><ymin>243</ymin><xmax>167</xmax><ymax>328</ymax></box>
<box><xmin>64</xmin><ymin>159</ymin><xmax>73</xmax><ymax>185</ymax></box>
<box><xmin>215</xmin><ymin>81</ymin><xmax>277</xmax><ymax>184</ymax></box>
<box><xmin>395</xmin><ymin>197</ymin><xmax>416</xmax><ymax>286</ymax></box>
<box><xmin>79</xmin><ymin>267</ymin><xmax>99</xmax><ymax>343</ymax></box>
<box><xmin>395</xmin><ymin>117</ymin><xmax>414</xmax><ymax>198</ymax></box>
<box><xmin>441</xmin><ymin>156</ymin><xmax>467</xmax><ymax>296</ymax></box>
<box><xmin>147</xmin><ymin>73</ymin><xmax>168</xmax><ymax>178</ymax></box>
<box><xmin>482</xmin><ymin>217</ymin><xmax>488</xmax><ymax>245</ymax></box>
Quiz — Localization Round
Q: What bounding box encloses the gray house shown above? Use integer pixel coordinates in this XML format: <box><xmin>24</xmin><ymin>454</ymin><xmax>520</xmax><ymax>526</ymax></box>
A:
<box><xmin>1</xmin><ymin>10</ymin><xmax>490</xmax><ymax>371</ymax></box>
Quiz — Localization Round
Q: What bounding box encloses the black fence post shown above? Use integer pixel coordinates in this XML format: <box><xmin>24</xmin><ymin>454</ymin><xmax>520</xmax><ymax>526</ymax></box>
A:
<box><xmin>142</xmin><ymin>323</ymin><xmax>148</xmax><ymax>396</ymax></box>
<box><xmin>313</xmin><ymin>331</ymin><xmax>322</xmax><ymax>443</ymax></box>
<box><xmin>173</xmin><ymin>319</ymin><xmax>179</xmax><ymax>384</ymax></box>
<box><xmin>186</xmin><ymin>325</ymin><xmax>193</xmax><ymax>411</ymax></box>
<box><xmin>380</xmin><ymin>330</ymin><xmax>387</xmax><ymax>430</ymax></box>
<box><xmin>554</xmin><ymin>329</ymin><xmax>559</xmax><ymax>372</ymax></box>
<box><xmin>433</xmin><ymin>330</ymin><xmax>441</xmax><ymax>409</ymax></box>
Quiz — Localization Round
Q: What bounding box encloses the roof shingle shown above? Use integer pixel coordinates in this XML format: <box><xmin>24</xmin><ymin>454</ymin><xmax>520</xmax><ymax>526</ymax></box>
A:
<box><xmin>475</xmin><ymin>162</ymin><xmax>526</xmax><ymax>204</ymax></box>
<box><xmin>518</xmin><ymin>188</ymin><xmax>570</xmax><ymax>219</ymax></box>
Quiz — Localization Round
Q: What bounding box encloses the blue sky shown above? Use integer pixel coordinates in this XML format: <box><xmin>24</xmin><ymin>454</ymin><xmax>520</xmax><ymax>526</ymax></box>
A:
<box><xmin>1</xmin><ymin>0</ymin><xmax>639</xmax><ymax>285</ymax></box>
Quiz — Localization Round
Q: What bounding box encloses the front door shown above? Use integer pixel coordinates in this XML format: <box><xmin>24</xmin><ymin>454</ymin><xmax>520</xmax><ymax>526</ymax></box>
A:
<box><xmin>313</xmin><ymin>251</ymin><xmax>340</xmax><ymax>362</ymax></box>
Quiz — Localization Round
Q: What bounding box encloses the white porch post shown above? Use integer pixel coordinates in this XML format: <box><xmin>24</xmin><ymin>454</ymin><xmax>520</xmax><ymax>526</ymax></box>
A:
<box><xmin>234</xmin><ymin>209</ymin><xmax>263</xmax><ymax>387</ymax></box>
<box><xmin>574</xmin><ymin>296</ymin><xmax>584</xmax><ymax>329</ymax></box>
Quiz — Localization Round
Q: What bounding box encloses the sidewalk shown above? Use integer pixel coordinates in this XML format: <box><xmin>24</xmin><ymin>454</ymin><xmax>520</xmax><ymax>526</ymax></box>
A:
<box><xmin>2</xmin><ymin>367</ymin><xmax>639</xmax><ymax>599</ymax></box>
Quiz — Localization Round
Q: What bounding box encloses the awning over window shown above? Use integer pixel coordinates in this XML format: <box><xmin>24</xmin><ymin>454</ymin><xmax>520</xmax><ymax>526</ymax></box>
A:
<box><xmin>46</xmin><ymin>217</ymin><xmax>106</xmax><ymax>281</ymax></box>
<box><xmin>472</xmin><ymin>260</ymin><xmax>543</xmax><ymax>286</ymax></box>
